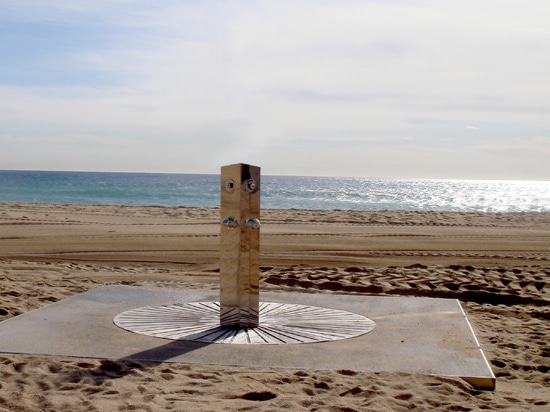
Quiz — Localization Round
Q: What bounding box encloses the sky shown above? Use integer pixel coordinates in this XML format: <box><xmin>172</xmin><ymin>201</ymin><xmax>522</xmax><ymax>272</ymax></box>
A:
<box><xmin>1</xmin><ymin>0</ymin><xmax>549</xmax><ymax>180</ymax></box>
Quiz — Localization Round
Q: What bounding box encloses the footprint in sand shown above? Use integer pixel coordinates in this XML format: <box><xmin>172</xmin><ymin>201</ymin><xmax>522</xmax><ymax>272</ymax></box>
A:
<box><xmin>240</xmin><ymin>391</ymin><xmax>277</xmax><ymax>401</ymax></box>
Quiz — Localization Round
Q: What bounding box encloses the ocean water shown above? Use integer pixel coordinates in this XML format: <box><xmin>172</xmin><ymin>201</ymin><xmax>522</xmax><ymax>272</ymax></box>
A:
<box><xmin>0</xmin><ymin>170</ymin><xmax>549</xmax><ymax>212</ymax></box>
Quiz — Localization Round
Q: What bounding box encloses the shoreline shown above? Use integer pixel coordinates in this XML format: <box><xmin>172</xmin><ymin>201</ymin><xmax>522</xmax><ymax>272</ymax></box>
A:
<box><xmin>0</xmin><ymin>202</ymin><xmax>548</xmax><ymax>410</ymax></box>
<box><xmin>3</xmin><ymin>198</ymin><xmax>550</xmax><ymax>212</ymax></box>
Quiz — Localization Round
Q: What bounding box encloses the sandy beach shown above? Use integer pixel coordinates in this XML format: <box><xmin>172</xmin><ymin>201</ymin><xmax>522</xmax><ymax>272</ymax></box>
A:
<box><xmin>0</xmin><ymin>202</ymin><xmax>548</xmax><ymax>411</ymax></box>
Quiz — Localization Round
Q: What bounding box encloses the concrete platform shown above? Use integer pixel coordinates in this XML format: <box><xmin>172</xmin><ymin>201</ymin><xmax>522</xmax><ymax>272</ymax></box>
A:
<box><xmin>0</xmin><ymin>286</ymin><xmax>495</xmax><ymax>390</ymax></box>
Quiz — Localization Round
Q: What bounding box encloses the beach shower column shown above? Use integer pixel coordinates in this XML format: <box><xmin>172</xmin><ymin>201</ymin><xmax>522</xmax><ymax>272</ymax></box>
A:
<box><xmin>115</xmin><ymin>163</ymin><xmax>376</xmax><ymax>346</ymax></box>
<box><xmin>220</xmin><ymin>163</ymin><xmax>261</xmax><ymax>328</ymax></box>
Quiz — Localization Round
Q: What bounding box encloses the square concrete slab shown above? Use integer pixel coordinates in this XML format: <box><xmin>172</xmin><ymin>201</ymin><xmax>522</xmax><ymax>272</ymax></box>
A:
<box><xmin>0</xmin><ymin>286</ymin><xmax>495</xmax><ymax>390</ymax></box>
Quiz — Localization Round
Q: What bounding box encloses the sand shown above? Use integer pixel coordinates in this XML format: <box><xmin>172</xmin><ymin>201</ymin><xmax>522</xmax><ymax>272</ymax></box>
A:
<box><xmin>0</xmin><ymin>201</ymin><xmax>548</xmax><ymax>411</ymax></box>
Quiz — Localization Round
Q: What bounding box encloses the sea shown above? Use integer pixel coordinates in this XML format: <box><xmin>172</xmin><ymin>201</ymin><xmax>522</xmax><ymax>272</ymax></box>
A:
<box><xmin>0</xmin><ymin>170</ymin><xmax>549</xmax><ymax>213</ymax></box>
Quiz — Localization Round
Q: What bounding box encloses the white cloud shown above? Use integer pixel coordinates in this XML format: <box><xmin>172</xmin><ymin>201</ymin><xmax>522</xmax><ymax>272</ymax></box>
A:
<box><xmin>0</xmin><ymin>0</ymin><xmax>549</xmax><ymax>179</ymax></box>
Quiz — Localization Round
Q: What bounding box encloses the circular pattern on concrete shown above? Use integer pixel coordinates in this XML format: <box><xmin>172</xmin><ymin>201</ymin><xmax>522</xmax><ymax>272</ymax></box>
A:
<box><xmin>114</xmin><ymin>301</ymin><xmax>375</xmax><ymax>345</ymax></box>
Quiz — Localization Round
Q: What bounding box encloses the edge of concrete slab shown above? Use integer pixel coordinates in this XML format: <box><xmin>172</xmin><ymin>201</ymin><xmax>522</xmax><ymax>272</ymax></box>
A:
<box><xmin>0</xmin><ymin>285</ymin><xmax>496</xmax><ymax>390</ymax></box>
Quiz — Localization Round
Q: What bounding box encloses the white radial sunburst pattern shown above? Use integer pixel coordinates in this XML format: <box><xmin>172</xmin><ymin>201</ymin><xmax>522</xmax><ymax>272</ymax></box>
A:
<box><xmin>114</xmin><ymin>302</ymin><xmax>375</xmax><ymax>344</ymax></box>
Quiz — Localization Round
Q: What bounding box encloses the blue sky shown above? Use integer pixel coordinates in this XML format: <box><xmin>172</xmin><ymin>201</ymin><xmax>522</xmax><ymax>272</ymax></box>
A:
<box><xmin>1</xmin><ymin>0</ymin><xmax>549</xmax><ymax>179</ymax></box>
